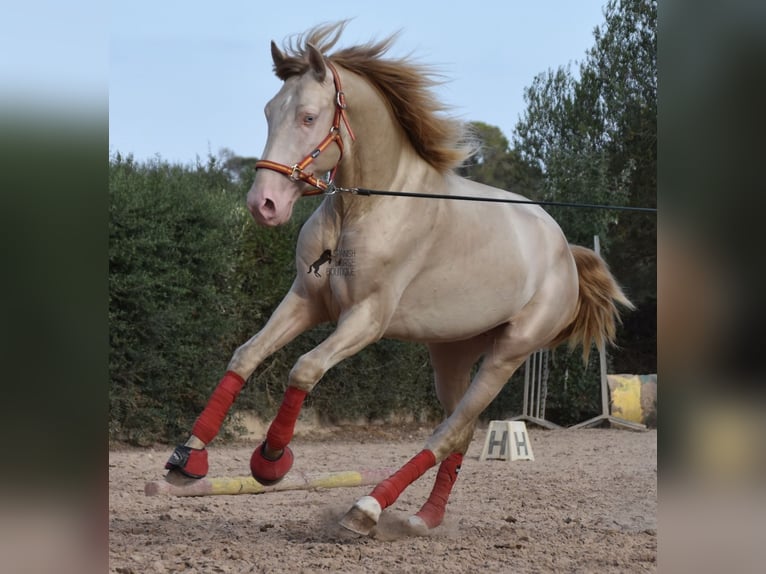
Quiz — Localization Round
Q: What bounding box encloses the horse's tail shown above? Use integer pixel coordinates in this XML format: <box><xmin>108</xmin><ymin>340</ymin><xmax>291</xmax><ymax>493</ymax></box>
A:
<box><xmin>548</xmin><ymin>245</ymin><xmax>635</xmax><ymax>363</ymax></box>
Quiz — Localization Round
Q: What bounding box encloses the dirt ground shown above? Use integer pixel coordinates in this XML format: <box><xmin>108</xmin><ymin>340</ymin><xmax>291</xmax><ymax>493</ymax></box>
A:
<box><xmin>109</xmin><ymin>424</ymin><xmax>657</xmax><ymax>573</ymax></box>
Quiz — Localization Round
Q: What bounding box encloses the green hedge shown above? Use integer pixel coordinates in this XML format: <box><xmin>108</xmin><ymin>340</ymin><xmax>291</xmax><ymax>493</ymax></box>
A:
<box><xmin>109</xmin><ymin>155</ymin><xmax>607</xmax><ymax>444</ymax></box>
<box><xmin>109</xmin><ymin>155</ymin><xmax>246</xmax><ymax>444</ymax></box>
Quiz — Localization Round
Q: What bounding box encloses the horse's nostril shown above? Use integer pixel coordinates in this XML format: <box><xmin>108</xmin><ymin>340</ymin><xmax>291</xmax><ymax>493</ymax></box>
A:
<box><xmin>246</xmin><ymin>192</ymin><xmax>278</xmax><ymax>223</ymax></box>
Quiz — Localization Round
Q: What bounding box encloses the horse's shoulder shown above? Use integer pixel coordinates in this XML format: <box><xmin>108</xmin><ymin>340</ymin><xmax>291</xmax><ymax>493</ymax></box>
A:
<box><xmin>296</xmin><ymin>203</ymin><xmax>340</xmax><ymax>251</ymax></box>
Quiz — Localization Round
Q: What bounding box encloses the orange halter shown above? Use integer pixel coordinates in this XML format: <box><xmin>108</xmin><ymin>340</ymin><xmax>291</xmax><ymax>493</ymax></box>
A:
<box><xmin>254</xmin><ymin>61</ymin><xmax>356</xmax><ymax>196</ymax></box>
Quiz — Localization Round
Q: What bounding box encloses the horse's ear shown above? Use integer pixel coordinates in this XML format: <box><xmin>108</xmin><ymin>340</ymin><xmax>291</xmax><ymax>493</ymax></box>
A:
<box><xmin>306</xmin><ymin>43</ymin><xmax>326</xmax><ymax>82</ymax></box>
<box><xmin>271</xmin><ymin>41</ymin><xmax>286</xmax><ymax>76</ymax></box>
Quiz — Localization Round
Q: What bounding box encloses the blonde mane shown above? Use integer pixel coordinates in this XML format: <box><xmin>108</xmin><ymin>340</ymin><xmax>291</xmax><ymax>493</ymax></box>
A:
<box><xmin>272</xmin><ymin>21</ymin><xmax>477</xmax><ymax>172</ymax></box>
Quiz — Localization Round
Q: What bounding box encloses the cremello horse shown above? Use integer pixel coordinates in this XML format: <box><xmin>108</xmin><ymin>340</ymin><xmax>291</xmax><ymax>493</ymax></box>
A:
<box><xmin>164</xmin><ymin>22</ymin><xmax>634</xmax><ymax>536</ymax></box>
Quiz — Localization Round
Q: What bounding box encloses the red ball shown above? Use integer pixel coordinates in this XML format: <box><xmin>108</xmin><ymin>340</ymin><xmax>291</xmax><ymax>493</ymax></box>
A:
<box><xmin>250</xmin><ymin>442</ymin><xmax>294</xmax><ymax>485</ymax></box>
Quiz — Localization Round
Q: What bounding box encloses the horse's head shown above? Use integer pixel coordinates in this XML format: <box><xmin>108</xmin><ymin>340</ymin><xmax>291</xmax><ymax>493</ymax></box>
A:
<box><xmin>249</xmin><ymin>22</ymin><xmax>472</xmax><ymax>226</ymax></box>
<box><xmin>247</xmin><ymin>42</ymin><xmax>345</xmax><ymax>227</ymax></box>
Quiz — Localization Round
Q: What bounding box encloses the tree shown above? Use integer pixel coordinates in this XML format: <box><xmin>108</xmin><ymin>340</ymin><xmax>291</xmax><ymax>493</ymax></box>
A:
<box><xmin>458</xmin><ymin>121</ymin><xmax>542</xmax><ymax>197</ymax></box>
<box><xmin>217</xmin><ymin>147</ymin><xmax>260</xmax><ymax>183</ymax></box>
<box><xmin>514</xmin><ymin>0</ymin><xmax>656</xmax><ymax>373</ymax></box>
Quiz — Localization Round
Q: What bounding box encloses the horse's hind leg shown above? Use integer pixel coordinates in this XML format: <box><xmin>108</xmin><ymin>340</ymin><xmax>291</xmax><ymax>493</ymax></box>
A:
<box><xmin>407</xmin><ymin>336</ymin><xmax>489</xmax><ymax>533</ymax></box>
<box><xmin>340</xmin><ymin>329</ymin><xmax>502</xmax><ymax>536</ymax></box>
<box><xmin>341</xmin><ymin>316</ymin><xmax>554</xmax><ymax>536</ymax></box>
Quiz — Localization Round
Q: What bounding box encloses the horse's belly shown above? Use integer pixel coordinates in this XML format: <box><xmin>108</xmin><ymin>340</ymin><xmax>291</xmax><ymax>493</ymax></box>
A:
<box><xmin>385</xmin><ymin>267</ymin><xmax>528</xmax><ymax>342</ymax></box>
<box><xmin>385</xmin><ymin>306</ymin><xmax>510</xmax><ymax>342</ymax></box>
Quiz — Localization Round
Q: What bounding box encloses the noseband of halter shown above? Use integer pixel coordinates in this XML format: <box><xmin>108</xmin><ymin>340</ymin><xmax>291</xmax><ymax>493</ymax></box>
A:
<box><xmin>254</xmin><ymin>61</ymin><xmax>356</xmax><ymax>196</ymax></box>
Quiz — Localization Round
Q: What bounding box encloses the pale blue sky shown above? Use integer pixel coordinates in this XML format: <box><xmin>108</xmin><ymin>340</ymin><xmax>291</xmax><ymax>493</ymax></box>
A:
<box><xmin>109</xmin><ymin>0</ymin><xmax>606</xmax><ymax>164</ymax></box>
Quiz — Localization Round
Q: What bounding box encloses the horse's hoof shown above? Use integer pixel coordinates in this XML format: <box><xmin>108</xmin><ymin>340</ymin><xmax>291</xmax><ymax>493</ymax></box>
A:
<box><xmin>164</xmin><ymin>468</ymin><xmax>199</xmax><ymax>487</ymax></box>
<box><xmin>339</xmin><ymin>496</ymin><xmax>381</xmax><ymax>536</ymax></box>
<box><xmin>250</xmin><ymin>442</ymin><xmax>294</xmax><ymax>485</ymax></box>
<box><xmin>406</xmin><ymin>515</ymin><xmax>430</xmax><ymax>536</ymax></box>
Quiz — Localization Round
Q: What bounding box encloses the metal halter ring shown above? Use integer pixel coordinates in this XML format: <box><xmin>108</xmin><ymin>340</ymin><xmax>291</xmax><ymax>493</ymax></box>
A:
<box><xmin>336</xmin><ymin>90</ymin><xmax>347</xmax><ymax>109</ymax></box>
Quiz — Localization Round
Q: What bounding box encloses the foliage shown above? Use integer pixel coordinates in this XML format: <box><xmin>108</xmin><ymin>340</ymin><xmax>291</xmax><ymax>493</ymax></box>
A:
<box><xmin>514</xmin><ymin>0</ymin><xmax>657</xmax><ymax>374</ymax></box>
<box><xmin>458</xmin><ymin>121</ymin><xmax>543</xmax><ymax>197</ymax></box>
<box><xmin>218</xmin><ymin>147</ymin><xmax>261</xmax><ymax>184</ymax></box>
<box><xmin>462</xmin><ymin>0</ymin><xmax>657</xmax><ymax>422</ymax></box>
<box><xmin>544</xmin><ymin>348</ymin><xmax>604</xmax><ymax>426</ymax></box>
<box><xmin>109</xmin><ymin>154</ymin><xmax>248</xmax><ymax>444</ymax></box>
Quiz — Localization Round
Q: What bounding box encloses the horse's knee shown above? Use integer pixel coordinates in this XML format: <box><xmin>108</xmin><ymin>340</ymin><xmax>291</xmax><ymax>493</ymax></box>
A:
<box><xmin>227</xmin><ymin>338</ymin><xmax>258</xmax><ymax>375</ymax></box>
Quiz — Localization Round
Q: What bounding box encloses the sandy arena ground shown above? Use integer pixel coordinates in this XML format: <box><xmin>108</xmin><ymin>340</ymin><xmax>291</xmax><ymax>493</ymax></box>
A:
<box><xmin>109</xmin><ymin>425</ymin><xmax>656</xmax><ymax>573</ymax></box>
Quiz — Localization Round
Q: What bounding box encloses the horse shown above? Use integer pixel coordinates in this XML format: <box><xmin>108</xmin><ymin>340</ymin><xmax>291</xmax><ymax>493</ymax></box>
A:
<box><xmin>164</xmin><ymin>21</ymin><xmax>634</xmax><ymax>536</ymax></box>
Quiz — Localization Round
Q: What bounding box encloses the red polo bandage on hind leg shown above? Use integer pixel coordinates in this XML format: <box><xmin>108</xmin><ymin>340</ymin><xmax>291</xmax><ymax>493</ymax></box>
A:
<box><xmin>265</xmin><ymin>386</ymin><xmax>308</xmax><ymax>450</ymax></box>
<box><xmin>370</xmin><ymin>449</ymin><xmax>436</xmax><ymax>510</ymax></box>
<box><xmin>415</xmin><ymin>452</ymin><xmax>463</xmax><ymax>529</ymax></box>
<box><xmin>191</xmin><ymin>371</ymin><xmax>246</xmax><ymax>444</ymax></box>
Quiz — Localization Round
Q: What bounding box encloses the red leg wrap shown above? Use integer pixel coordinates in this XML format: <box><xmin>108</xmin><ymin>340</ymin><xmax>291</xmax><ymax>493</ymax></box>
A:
<box><xmin>415</xmin><ymin>452</ymin><xmax>463</xmax><ymax>529</ymax></box>
<box><xmin>370</xmin><ymin>449</ymin><xmax>436</xmax><ymax>510</ymax></box>
<box><xmin>265</xmin><ymin>387</ymin><xmax>308</xmax><ymax>450</ymax></box>
<box><xmin>165</xmin><ymin>445</ymin><xmax>209</xmax><ymax>479</ymax></box>
<box><xmin>250</xmin><ymin>442</ymin><xmax>294</xmax><ymax>485</ymax></box>
<box><xmin>191</xmin><ymin>371</ymin><xmax>245</xmax><ymax>444</ymax></box>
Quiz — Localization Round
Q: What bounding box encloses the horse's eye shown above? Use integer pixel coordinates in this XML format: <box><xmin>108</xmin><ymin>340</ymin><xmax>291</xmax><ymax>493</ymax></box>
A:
<box><xmin>303</xmin><ymin>114</ymin><xmax>315</xmax><ymax>125</ymax></box>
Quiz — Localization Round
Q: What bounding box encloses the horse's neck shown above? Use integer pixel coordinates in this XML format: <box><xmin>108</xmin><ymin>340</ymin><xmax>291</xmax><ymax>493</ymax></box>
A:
<box><xmin>333</xmin><ymin>73</ymin><xmax>430</xmax><ymax>192</ymax></box>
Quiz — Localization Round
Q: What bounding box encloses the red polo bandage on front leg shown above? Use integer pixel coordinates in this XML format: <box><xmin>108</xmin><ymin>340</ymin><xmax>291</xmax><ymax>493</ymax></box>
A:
<box><xmin>265</xmin><ymin>386</ymin><xmax>308</xmax><ymax>450</ymax></box>
<box><xmin>370</xmin><ymin>449</ymin><xmax>437</xmax><ymax>510</ymax></box>
<box><xmin>415</xmin><ymin>452</ymin><xmax>463</xmax><ymax>529</ymax></box>
<box><xmin>191</xmin><ymin>371</ymin><xmax>246</xmax><ymax>444</ymax></box>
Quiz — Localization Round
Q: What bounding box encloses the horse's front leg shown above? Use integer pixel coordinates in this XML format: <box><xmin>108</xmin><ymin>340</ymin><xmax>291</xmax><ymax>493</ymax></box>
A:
<box><xmin>249</xmin><ymin>300</ymin><xmax>391</xmax><ymax>484</ymax></box>
<box><xmin>164</xmin><ymin>286</ymin><xmax>324</xmax><ymax>480</ymax></box>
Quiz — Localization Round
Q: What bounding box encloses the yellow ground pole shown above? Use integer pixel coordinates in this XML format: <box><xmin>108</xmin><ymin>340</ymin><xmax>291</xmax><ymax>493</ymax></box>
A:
<box><xmin>145</xmin><ymin>467</ymin><xmax>396</xmax><ymax>497</ymax></box>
